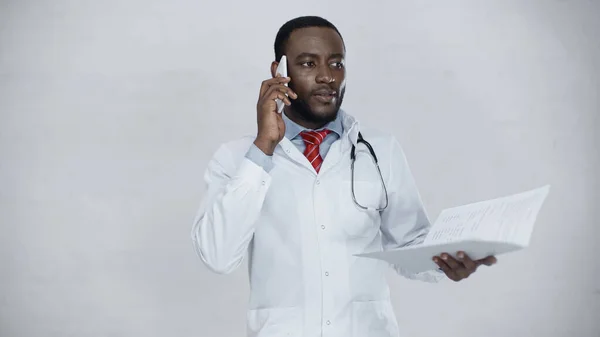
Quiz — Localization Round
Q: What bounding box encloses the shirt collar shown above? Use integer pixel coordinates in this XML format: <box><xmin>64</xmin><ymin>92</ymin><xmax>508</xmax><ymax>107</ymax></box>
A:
<box><xmin>282</xmin><ymin>109</ymin><xmax>344</xmax><ymax>140</ymax></box>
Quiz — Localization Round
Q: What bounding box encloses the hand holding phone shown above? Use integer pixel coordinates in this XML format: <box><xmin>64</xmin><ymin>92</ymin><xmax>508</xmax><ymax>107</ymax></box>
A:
<box><xmin>254</xmin><ymin>55</ymin><xmax>296</xmax><ymax>155</ymax></box>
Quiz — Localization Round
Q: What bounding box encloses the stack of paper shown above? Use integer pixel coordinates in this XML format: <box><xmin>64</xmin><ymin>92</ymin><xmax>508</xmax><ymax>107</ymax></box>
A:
<box><xmin>356</xmin><ymin>185</ymin><xmax>551</xmax><ymax>273</ymax></box>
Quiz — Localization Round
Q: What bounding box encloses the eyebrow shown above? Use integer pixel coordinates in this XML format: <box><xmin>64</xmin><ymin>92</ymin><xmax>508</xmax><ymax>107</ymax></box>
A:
<box><xmin>295</xmin><ymin>52</ymin><xmax>345</xmax><ymax>60</ymax></box>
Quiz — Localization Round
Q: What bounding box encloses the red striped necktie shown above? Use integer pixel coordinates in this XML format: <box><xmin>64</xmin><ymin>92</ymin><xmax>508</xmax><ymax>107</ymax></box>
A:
<box><xmin>300</xmin><ymin>129</ymin><xmax>331</xmax><ymax>173</ymax></box>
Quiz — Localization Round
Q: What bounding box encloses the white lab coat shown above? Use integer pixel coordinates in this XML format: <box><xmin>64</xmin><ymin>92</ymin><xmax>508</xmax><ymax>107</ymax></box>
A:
<box><xmin>191</xmin><ymin>111</ymin><xmax>444</xmax><ymax>337</ymax></box>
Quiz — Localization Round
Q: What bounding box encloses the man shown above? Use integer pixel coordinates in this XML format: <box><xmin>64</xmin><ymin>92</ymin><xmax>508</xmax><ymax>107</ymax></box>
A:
<box><xmin>191</xmin><ymin>16</ymin><xmax>497</xmax><ymax>337</ymax></box>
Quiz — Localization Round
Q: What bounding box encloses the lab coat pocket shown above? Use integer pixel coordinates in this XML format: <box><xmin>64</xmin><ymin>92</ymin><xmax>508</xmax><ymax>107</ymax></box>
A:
<box><xmin>352</xmin><ymin>300</ymin><xmax>399</xmax><ymax>337</ymax></box>
<box><xmin>247</xmin><ymin>306</ymin><xmax>301</xmax><ymax>337</ymax></box>
<box><xmin>338</xmin><ymin>180</ymin><xmax>383</xmax><ymax>238</ymax></box>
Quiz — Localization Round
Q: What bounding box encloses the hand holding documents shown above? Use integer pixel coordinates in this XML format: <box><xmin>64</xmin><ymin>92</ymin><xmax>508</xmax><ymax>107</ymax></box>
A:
<box><xmin>356</xmin><ymin>185</ymin><xmax>551</xmax><ymax>274</ymax></box>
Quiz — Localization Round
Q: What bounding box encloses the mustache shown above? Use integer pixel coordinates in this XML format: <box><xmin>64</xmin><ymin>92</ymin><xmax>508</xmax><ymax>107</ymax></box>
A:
<box><xmin>287</xmin><ymin>82</ymin><xmax>341</xmax><ymax>98</ymax></box>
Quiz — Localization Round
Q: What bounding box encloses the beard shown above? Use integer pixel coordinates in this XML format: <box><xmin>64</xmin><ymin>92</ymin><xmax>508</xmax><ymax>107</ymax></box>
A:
<box><xmin>288</xmin><ymin>85</ymin><xmax>346</xmax><ymax>126</ymax></box>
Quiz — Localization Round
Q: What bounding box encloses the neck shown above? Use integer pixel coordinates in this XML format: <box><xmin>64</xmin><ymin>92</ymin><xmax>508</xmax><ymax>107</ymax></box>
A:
<box><xmin>283</xmin><ymin>108</ymin><xmax>331</xmax><ymax>130</ymax></box>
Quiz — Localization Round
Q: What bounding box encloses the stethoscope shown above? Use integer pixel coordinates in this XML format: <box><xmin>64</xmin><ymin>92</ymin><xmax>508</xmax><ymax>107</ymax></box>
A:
<box><xmin>350</xmin><ymin>132</ymin><xmax>389</xmax><ymax>211</ymax></box>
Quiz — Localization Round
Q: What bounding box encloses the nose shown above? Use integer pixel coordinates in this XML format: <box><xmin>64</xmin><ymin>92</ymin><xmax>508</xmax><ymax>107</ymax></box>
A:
<box><xmin>315</xmin><ymin>65</ymin><xmax>335</xmax><ymax>84</ymax></box>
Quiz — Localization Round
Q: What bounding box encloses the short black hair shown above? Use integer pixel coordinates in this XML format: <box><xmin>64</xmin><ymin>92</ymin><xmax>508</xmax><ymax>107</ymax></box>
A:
<box><xmin>274</xmin><ymin>16</ymin><xmax>344</xmax><ymax>61</ymax></box>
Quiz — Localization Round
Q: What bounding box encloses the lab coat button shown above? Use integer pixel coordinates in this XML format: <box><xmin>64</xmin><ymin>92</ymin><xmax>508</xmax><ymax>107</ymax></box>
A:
<box><xmin>316</xmin><ymin>180</ymin><xmax>320</xmax><ymax>185</ymax></box>
<box><xmin>326</xmin><ymin>320</ymin><xmax>331</xmax><ymax>325</ymax></box>
<box><xmin>325</xmin><ymin>271</ymin><xmax>329</xmax><ymax>276</ymax></box>
<box><xmin>321</xmin><ymin>225</ymin><xmax>325</xmax><ymax>230</ymax></box>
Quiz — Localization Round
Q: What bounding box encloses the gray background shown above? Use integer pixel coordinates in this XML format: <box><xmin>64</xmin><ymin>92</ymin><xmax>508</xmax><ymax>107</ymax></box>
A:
<box><xmin>1</xmin><ymin>0</ymin><xmax>598</xmax><ymax>336</ymax></box>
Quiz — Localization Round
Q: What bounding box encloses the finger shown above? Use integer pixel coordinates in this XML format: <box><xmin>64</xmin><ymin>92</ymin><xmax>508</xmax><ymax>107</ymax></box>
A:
<box><xmin>441</xmin><ymin>253</ymin><xmax>461</xmax><ymax>270</ymax></box>
<box><xmin>269</xmin><ymin>92</ymin><xmax>292</xmax><ymax>108</ymax></box>
<box><xmin>477</xmin><ymin>256</ymin><xmax>497</xmax><ymax>266</ymax></box>
<box><xmin>279</xmin><ymin>93</ymin><xmax>292</xmax><ymax>106</ymax></box>
<box><xmin>457</xmin><ymin>251</ymin><xmax>477</xmax><ymax>272</ymax></box>
<box><xmin>265</xmin><ymin>84</ymin><xmax>297</xmax><ymax>102</ymax></box>
<box><xmin>259</xmin><ymin>77</ymin><xmax>291</xmax><ymax>97</ymax></box>
<box><xmin>271</xmin><ymin>84</ymin><xmax>297</xmax><ymax>99</ymax></box>
<box><xmin>432</xmin><ymin>256</ymin><xmax>458</xmax><ymax>280</ymax></box>
<box><xmin>285</xmin><ymin>86</ymin><xmax>297</xmax><ymax>99</ymax></box>
<box><xmin>442</xmin><ymin>253</ymin><xmax>471</xmax><ymax>279</ymax></box>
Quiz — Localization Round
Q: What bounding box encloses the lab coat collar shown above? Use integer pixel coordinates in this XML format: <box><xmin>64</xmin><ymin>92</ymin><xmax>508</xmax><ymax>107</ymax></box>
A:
<box><xmin>339</xmin><ymin>109</ymin><xmax>360</xmax><ymax>147</ymax></box>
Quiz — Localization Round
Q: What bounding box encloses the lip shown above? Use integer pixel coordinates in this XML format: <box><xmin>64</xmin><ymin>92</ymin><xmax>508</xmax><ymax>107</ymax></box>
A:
<box><xmin>313</xmin><ymin>94</ymin><xmax>335</xmax><ymax>103</ymax></box>
<box><xmin>312</xmin><ymin>89</ymin><xmax>337</xmax><ymax>103</ymax></box>
<box><xmin>313</xmin><ymin>89</ymin><xmax>337</xmax><ymax>96</ymax></box>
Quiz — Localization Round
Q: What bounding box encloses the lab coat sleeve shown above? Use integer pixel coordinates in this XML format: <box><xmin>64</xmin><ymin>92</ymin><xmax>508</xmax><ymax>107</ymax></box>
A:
<box><xmin>379</xmin><ymin>136</ymin><xmax>446</xmax><ymax>283</ymax></box>
<box><xmin>190</xmin><ymin>142</ymin><xmax>272</xmax><ymax>274</ymax></box>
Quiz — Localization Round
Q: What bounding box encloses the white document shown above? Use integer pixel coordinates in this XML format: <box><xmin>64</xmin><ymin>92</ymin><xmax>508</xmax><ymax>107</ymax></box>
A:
<box><xmin>355</xmin><ymin>185</ymin><xmax>551</xmax><ymax>273</ymax></box>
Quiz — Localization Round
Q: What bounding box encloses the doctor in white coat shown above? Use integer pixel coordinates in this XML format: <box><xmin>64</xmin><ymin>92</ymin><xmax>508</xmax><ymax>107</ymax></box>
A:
<box><xmin>191</xmin><ymin>16</ymin><xmax>497</xmax><ymax>337</ymax></box>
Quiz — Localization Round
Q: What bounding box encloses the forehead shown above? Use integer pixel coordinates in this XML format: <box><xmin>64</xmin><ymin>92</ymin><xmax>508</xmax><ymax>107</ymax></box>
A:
<box><xmin>285</xmin><ymin>27</ymin><xmax>345</xmax><ymax>57</ymax></box>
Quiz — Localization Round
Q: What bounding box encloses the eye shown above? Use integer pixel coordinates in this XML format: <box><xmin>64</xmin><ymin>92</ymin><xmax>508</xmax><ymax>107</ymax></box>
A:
<box><xmin>332</xmin><ymin>62</ymin><xmax>344</xmax><ymax>69</ymax></box>
<box><xmin>301</xmin><ymin>61</ymin><xmax>315</xmax><ymax>67</ymax></box>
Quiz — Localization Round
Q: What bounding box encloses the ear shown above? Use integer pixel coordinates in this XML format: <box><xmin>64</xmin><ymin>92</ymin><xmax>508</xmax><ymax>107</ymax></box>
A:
<box><xmin>270</xmin><ymin>61</ymin><xmax>278</xmax><ymax>78</ymax></box>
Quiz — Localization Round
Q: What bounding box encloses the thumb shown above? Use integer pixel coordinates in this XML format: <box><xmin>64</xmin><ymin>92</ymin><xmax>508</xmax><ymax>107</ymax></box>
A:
<box><xmin>479</xmin><ymin>256</ymin><xmax>497</xmax><ymax>266</ymax></box>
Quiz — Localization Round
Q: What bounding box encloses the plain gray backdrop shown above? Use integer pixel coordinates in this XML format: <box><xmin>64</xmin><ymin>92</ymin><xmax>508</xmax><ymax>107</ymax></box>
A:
<box><xmin>1</xmin><ymin>0</ymin><xmax>598</xmax><ymax>336</ymax></box>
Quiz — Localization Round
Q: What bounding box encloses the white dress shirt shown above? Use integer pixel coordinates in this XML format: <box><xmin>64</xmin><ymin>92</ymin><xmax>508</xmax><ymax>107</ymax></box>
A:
<box><xmin>191</xmin><ymin>109</ymin><xmax>445</xmax><ymax>337</ymax></box>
